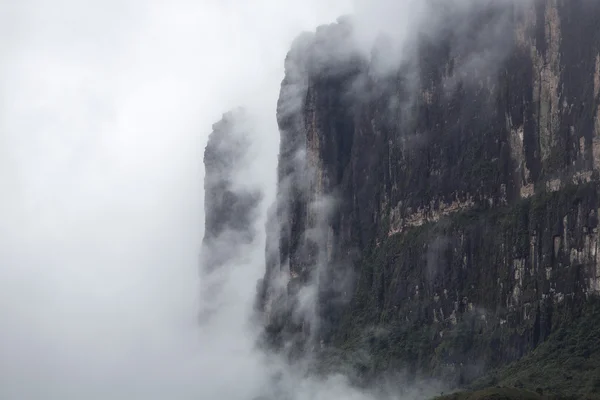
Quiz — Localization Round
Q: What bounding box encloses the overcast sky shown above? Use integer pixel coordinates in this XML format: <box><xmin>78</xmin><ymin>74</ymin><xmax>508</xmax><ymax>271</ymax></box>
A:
<box><xmin>0</xmin><ymin>1</ymin><xmax>354</xmax><ymax>399</ymax></box>
<box><xmin>0</xmin><ymin>0</ymin><xmax>506</xmax><ymax>397</ymax></box>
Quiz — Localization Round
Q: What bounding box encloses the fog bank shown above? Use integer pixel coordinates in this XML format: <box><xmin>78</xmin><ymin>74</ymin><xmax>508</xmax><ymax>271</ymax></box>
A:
<box><xmin>0</xmin><ymin>1</ymin><xmax>350</xmax><ymax>398</ymax></box>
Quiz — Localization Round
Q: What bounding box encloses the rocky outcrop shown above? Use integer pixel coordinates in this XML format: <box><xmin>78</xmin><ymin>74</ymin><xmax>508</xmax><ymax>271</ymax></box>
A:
<box><xmin>256</xmin><ymin>20</ymin><xmax>363</xmax><ymax>355</ymax></box>
<box><xmin>200</xmin><ymin>109</ymin><xmax>261</xmax><ymax>322</ymax></box>
<box><xmin>258</xmin><ymin>0</ymin><xmax>600</xmax><ymax>389</ymax></box>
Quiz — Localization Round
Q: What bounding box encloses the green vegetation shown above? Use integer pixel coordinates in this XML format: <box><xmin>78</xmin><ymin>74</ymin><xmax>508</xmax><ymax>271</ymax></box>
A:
<box><xmin>324</xmin><ymin>181</ymin><xmax>600</xmax><ymax>398</ymax></box>
<box><xmin>468</xmin><ymin>299</ymin><xmax>600</xmax><ymax>399</ymax></box>
<box><xmin>434</xmin><ymin>387</ymin><xmax>544</xmax><ymax>400</ymax></box>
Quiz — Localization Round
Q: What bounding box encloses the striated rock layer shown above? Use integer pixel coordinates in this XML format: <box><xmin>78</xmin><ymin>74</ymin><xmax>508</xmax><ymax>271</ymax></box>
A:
<box><xmin>258</xmin><ymin>0</ymin><xmax>600</xmax><ymax>389</ymax></box>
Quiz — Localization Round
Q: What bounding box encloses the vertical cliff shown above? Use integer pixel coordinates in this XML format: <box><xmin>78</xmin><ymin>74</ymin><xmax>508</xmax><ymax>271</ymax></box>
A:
<box><xmin>259</xmin><ymin>0</ymin><xmax>600</xmax><ymax>393</ymax></box>
<box><xmin>256</xmin><ymin>20</ymin><xmax>364</xmax><ymax>356</ymax></box>
<box><xmin>200</xmin><ymin>109</ymin><xmax>262</xmax><ymax>322</ymax></box>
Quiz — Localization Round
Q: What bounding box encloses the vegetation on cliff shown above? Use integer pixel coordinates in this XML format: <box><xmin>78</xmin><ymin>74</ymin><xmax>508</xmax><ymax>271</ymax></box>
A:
<box><xmin>257</xmin><ymin>0</ymin><xmax>600</xmax><ymax>398</ymax></box>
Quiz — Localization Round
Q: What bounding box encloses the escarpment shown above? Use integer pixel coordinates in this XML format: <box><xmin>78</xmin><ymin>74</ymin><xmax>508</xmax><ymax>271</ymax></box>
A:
<box><xmin>256</xmin><ymin>19</ymin><xmax>364</xmax><ymax>355</ymax></box>
<box><xmin>200</xmin><ymin>109</ymin><xmax>262</xmax><ymax>322</ymax></box>
<box><xmin>258</xmin><ymin>0</ymin><xmax>600</xmax><ymax>394</ymax></box>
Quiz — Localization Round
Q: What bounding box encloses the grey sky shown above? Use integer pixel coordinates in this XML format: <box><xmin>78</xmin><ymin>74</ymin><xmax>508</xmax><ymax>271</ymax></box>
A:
<box><xmin>0</xmin><ymin>0</ymin><xmax>521</xmax><ymax>398</ymax></box>
<box><xmin>0</xmin><ymin>1</ymin><xmax>352</xmax><ymax>399</ymax></box>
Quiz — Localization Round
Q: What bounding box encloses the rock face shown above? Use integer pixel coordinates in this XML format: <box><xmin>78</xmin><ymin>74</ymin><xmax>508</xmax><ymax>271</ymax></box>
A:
<box><xmin>258</xmin><ymin>0</ymin><xmax>600</xmax><ymax>388</ymax></box>
<box><xmin>200</xmin><ymin>109</ymin><xmax>261</xmax><ymax>321</ymax></box>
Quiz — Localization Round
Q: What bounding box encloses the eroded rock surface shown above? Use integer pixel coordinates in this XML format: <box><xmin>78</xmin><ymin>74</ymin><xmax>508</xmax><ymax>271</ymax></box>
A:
<box><xmin>258</xmin><ymin>0</ymin><xmax>600</xmax><ymax>389</ymax></box>
<box><xmin>200</xmin><ymin>109</ymin><xmax>262</xmax><ymax>321</ymax></box>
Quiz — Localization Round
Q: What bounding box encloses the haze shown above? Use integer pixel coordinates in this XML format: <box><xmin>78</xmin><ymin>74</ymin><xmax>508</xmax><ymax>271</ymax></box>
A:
<box><xmin>0</xmin><ymin>0</ymin><xmax>504</xmax><ymax>397</ymax></box>
<box><xmin>0</xmin><ymin>1</ymin><xmax>352</xmax><ymax>399</ymax></box>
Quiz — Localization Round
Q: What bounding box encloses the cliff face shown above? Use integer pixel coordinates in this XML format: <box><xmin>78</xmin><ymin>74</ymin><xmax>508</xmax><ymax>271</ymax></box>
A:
<box><xmin>259</xmin><ymin>0</ymin><xmax>600</xmax><ymax>389</ymax></box>
<box><xmin>200</xmin><ymin>109</ymin><xmax>262</xmax><ymax>321</ymax></box>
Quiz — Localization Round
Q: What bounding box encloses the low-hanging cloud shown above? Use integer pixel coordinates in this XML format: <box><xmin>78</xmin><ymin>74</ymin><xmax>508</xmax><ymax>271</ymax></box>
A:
<box><xmin>0</xmin><ymin>0</ymin><xmax>353</xmax><ymax>399</ymax></box>
<box><xmin>256</xmin><ymin>0</ymin><xmax>534</xmax><ymax>395</ymax></box>
<box><xmin>0</xmin><ymin>0</ymin><xmax>534</xmax><ymax>399</ymax></box>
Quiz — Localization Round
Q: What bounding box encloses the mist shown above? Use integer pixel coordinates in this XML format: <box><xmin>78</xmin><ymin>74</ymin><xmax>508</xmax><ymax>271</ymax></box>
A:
<box><xmin>0</xmin><ymin>1</ymin><xmax>352</xmax><ymax>399</ymax></box>
<box><xmin>0</xmin><ymin>0</ymin><xmax>528</xmax><ymax>398</ymax></box>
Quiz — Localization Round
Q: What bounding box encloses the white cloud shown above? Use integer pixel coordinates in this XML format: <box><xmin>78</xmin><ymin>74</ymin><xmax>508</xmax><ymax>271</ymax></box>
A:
<box><xmin>0</xmin><ymin>0</ymin><xmax>517</xmax><ymax>397</ymax></box>
<box><xmin>0</xmin><ymin>1</ymin><xmax>352</xmax><ymax>398</ymax></box>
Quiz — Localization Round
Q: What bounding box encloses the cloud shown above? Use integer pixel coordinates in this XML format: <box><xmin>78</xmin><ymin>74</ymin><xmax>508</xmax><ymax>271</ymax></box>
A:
<box><xmin>0</xmin><ymin>0</ymin><xmax>532</xmax><ymax>399</ymax></box>
<box><xmin>255</xmin><ymin>0</ymin><xmax>531</xmax><ymax>395</ymax></box>
<box><xmin>0</xmin><ymin>0</ymin><xmax>352</xmax><ymax>399</ymax></box>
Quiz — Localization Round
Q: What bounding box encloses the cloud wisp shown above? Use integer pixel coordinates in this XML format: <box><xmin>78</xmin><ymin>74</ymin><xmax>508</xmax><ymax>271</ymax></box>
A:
<box><xmin>0</xmin><ymin>0</ymin><xmax>531</xmax><ymax>399</ymax></box>
<box><xmin>0</xmin><ymin>1</ymin><xmax>352</xmax><ymax>399</ymax></box>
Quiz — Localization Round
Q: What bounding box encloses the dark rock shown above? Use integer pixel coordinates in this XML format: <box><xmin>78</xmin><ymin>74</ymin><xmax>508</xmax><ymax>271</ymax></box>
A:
<box><xmin>199</xmin><ymin>109</ymin><xmax>262</xmax><ymax>322</ymax></box>
<box><xmin>258</xmin><ymin>0</ymin><xmax>600</xmax><ymax>393</ymax></box>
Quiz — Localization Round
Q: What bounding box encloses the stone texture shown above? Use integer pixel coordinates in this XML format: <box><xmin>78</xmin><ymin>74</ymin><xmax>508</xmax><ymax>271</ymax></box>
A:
<box><xmin>258</xmin><ymin>0</ymin><xmax>600</xmax><ymax>386</ymax></box>
<box><xmin>200</xmin><ymin>109</ymin><xmax>262</xmax><ymax>322</ymax></box>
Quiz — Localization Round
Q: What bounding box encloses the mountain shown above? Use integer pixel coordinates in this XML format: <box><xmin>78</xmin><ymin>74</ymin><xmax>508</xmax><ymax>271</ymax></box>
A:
<box><xmin>257</xmin><ymin>0</ymin><xmax>600</xmax><ymax>397</ymax></box>
<box><xmin>200</xmin><ymin>109</ymin><xmax>262</xmax><ymax>322</ymax></box>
